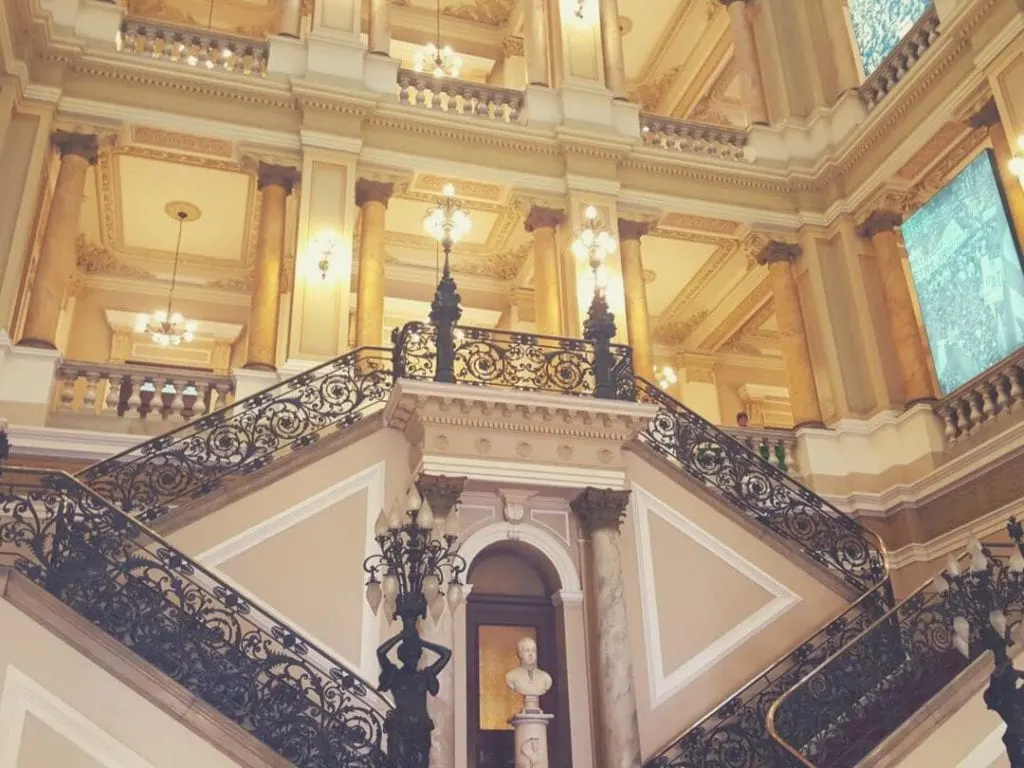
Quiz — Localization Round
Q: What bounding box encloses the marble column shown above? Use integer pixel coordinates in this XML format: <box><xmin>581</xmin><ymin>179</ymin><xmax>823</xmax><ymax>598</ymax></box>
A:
<box><xmin>524</xmin><ymin>0</ymin><xmax>549</xmax><ymax>85</ymax></box>
<box><xmin>18</xmin><ymin>132</ymin><xmax>98</xmax><ymax>350</ymax></box>
<box><xmin>245</xmin><ymin>162</ymin><xmax>299</xmax><ymax>371</ymax></box>
<box><xmin>354</xmin><ymin>180</ymin><xmax>393</xmax><ymax>348</ymax></box>
<box><xmin>971</xmin><ymin>99</ymin><xmax>1024</xmax><ymax>246</ymax></box>
<box><xmin>756</xmin><ymin>241</ymin><xmax>824</xmax><ymax>427</ymax></box>
<box><xmin>368</xmin><ymin>0</ymin><xmax>391</xmax><ymax>54</ymax></box>
<box><xmin>276</xmin><ymin>0</ymin><xmax>301</xmax><ymax>37</ymax></box>
<box><xmin>416</xmin><ymin>474</ymin><xmax>467</xmax><ymax>768</ymax></box>
<box><xmin>720</xmin><ymin>0</ymin><xmax>769</xmax><ymax>125</ymax></box>
<box><xmin>617</xmin><ymin>219</ymin><xmax>654</xmax><ymax>381</ymax></box>
<box><xmin>858</xmin><ymin>211</ymin><xmax>935</xmax><ymax>405</ymax></box>
<box><xmin>570</xmin><ymin>488</ymin><xmax>641</xmax><ymax>768</ymax></box>
<box><xmin>525</xmin><ymin>206</ymin><xmax>564</xmax><ymax>337</ymax></box>
<box><xmin>599</xmin><ymin>0</ymin><xmax>626</xmax><ymax>98</ymax></box>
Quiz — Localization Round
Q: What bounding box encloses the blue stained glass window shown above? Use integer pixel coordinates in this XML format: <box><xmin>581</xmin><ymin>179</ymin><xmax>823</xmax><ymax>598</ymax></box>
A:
<box><xmin>901</xmin><ymin>150</ymin><xmax>1024</xmax><ymax>395</ymax></box>
<box><xmin>848</xmin><ymin>0</ymin><xmax>932</xmax><ymax>75</ymax></box>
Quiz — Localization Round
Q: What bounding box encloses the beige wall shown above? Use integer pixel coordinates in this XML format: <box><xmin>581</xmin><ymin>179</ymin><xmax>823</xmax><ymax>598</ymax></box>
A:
<box><xmin>167</xmin><ymin>427</ymin><xmax>416</xmax><ymax>683</ymax></box>
<box><xmin>896</xmin><ymin>682</ymin><xmax>1008</xmax><ymax>768</ymax></box>
<box><xmin>623</xmin><ymin>454</ymin><xmax>849</xmax><ymax>758</ymax></box>
<box><xmin>0</xmin><ymin>599</ymin><xmax>240</xmax><ymax>767</ymax></box>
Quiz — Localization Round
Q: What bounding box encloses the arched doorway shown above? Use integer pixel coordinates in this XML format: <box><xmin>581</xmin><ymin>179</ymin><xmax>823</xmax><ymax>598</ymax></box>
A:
<box><xmin>465</xmin><ymin>543</ymin><xmax>571</xmax><ymax>768</ymax></box>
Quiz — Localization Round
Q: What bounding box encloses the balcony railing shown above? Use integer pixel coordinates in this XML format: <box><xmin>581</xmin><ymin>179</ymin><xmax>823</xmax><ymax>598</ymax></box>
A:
<box><xmin>935</xmin><ymin>346</ymin><xmax>1024</xmax><ymax>444</ymax></box>
<box><xmin>639</xmin><ymin>114</ymin><xmax>750</xmax><ymax>162</ymax></box>
<box><xmin>858</xmin><ymin>6</ymin><xmax>941</xmax><ymax>111</ymax></box>
<box><xmin>397</xmin><ymin>70</ymin><xmax>524</xmax><ymax>123</ymax></box>
<box><xmin>53</xmin><ymin>360</ymin><xmax>235</xmax><ymax>429</ymax></box>
<box><xmin>0</xmin><ymin>467</ymin><xmax>391</xmax><ymax>767</ymax></box>
<box><xmin>117</xmin><ymin>18</ymin><xmax>269</xmax><ymax>78</ymax></box>
<box><xmin>721</xmin><ymin>425</ymin><xmax>799</xmax><ymax>476</ymax></box>
<box><xmin>392</xmin><ymin>322</ymin><xmax>636</xmax><ymax>401</ymax></box>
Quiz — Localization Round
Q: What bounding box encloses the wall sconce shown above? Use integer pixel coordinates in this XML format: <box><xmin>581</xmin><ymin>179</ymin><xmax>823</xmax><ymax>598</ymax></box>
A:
<box><xmin>1010</xmin><ymin>135</ymin><xmax>1024</xmax><ymax>178</ymax></box>
<box><xmin>309</xmin><ymin>231</ymin><xmax>340</xmax><ymax>280</ymax></box>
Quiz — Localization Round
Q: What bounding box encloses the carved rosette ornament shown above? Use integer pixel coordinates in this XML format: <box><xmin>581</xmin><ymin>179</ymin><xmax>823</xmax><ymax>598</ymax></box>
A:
<box><xmin>415</xmin><ymin>474</ymin><xmax>467</xmax><ymax>518</ymax></box>
<box><xmin>569</xmin><ymin>487</ymin><xmax>631</xmax><ymax>534</ymax></box>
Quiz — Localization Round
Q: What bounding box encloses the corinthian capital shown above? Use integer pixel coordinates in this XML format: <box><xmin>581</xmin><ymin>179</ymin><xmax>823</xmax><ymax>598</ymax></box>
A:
<box><xmin>570</xmin><ymin>487</ymin><xmax>631</xmax><ymax>534</ymax></box>
<box><xmin>525</xmin><ymin>206</ymin><xmax>565</xmax><ymax>232</ymax></box>
<box><xmin>858</xmin><ymin>210</ymin><xmax>903</xmax><ymax>239</ymax></box>
<box><xmin>356</xmin><ymin>179</ymin><xmax>395</xmax><ymax>208</ymax></box>
<box><xmin>52</xmin><ymin>131</ymin><xmax>99</xmax><ymax>164</ymax></box>
<box><xmin>257</xmin><ymin>162</ymin><xmax>300</xmax><ymax>194</ymax></box>
<box><xmin>755</xmin><ymin>241</ymin><xmax>801</xmax><ymax>267</ymax></box>
<box><xmin>416</xmin><ymin>474</ymin><xmax>467</xmax><ymax>518</ymax></box>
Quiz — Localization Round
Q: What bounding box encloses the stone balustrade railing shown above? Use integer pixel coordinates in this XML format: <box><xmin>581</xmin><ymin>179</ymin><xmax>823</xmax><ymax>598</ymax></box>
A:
<box><xmin>117</xmin><ymin>18</ymin><xmax>269</xmax><ymax>78</ymax></box>
<box><xmin>639</xmin><ymin>113</ymin><xmax>750</xmax><ymax>162</ymax></box>
<box><xmin>397</xmin><ymin>70</ymin><xmax>524</xmax><ymax>124</ymax></box>
<box><xmin>53</xmin><ymin>361</ymin><xmax>235</xmax><ymax>425</ymax></box>
<box><xmin>721</xmin><ymin>424</ymin><xmax>799</xmax><ymax>476</ymax></box>
<box><xmin>858</xmin><ymin>6</ymin><xmax>941</xmax><ymax>111</ymax></box>
<box><xmin>935</xmin><ymin>347</ymin><xmax>1024</xmax><ymax>444</ymax></box>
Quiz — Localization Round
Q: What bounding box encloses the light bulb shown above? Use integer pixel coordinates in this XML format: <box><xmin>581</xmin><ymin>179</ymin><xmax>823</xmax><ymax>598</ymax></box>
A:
<box><xmin>946</xmin><ymin>554</ymin><xmax>961</xmax><ymax>577</ymax></box>
<box><xmin>388</xmin><ymin>504</ymin><xmax>404</xmax><ymax>530</ymax></box>
<box><xmin>953</xmin><ymin>615</ymin><xmax>970</xmax><ymax>639</ymax></box>
<box><xmin>382</xmin><ymin>573</ymin><xmax>399</xmax><ymax>599</ymax></box>
<box><xmin>970</xmin><ymin>548</ymin><xmax>988</xmax><ymax>573</ymax></box>
<box><xmin>442</xmin><ymin>183</ymin><xmax>455</xmax><ymax>198</ymax></box>
<box><xmin>383</xmin><ymin>596</ymin><xmax>397</xmax><ymax>624</ymax></box>
<box><xmin>447</xmin><ymin>581</ymin><xmax>464</xmax><ymax>612</ymax></box>
<box><xmin>422</xmin><ymin>573</ymin><xmax>440</xmax><ymax>602</ymax></box>
<box><xmin>407</xmin><ymin>485</ymin><xmax>422</xmax><ymax>511</ymax></box>
<box><xmin>967</xmin><ymin>536</ymin><xmax>982</xmax><ymax>554</ymax></box>
<box><xmin>932</xmin><ymin>573</ymin><xmax>949</xmax><ymax>593</ymax></box>
<box><xmin>416</xmin><ymin>499</ymin><xmax>435</xmax><ymax>529</ymax></box>
<box><xmin>429</xmin><ymin>593</ymin><xmax>445</xmax><ymax>622</ymax></box>
<box><xmin>444</xmin><ymin>511</ymin><xmax>460</xmax><ymax>538</ymax></box>
<box><xmin>374</xmin><ymin>510</ymin><xmax>389</xmax><ymax>537</ymax></box>
<box><xmin>365</xmin><ymin>580</ymin><xmax>383</xmax><ymax>615</ymax></box>
<box><xmin>990</xmin><ymin>609</ymin><xmax>1008</xmax><ymax>636</ymax></box>
<box><xmin>1009</xmin><ymin>155</ymin><xmax>1024</xmax><ymax>178</ymax></box>
<box><xmin>953</xmin><ymin>633</ymin><xmax>970</xmax><ymax>658</ymax></box>
<box><xmin>584</xmin><ymin>205</ymin><xmax>597</xmax><ymax>220</ymax></box>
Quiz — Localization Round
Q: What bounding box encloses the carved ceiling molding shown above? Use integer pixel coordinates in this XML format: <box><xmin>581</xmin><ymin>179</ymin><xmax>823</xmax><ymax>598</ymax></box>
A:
<box><xmin>709</xmin><ymin>58</ymin><xmax>739</xmax><ymax>103</ymax></box>
<box><xmin>125</xmin><ymin>0</ymin><xmax>197</xmax><ymax>25</ymax></box>
<box><xmin>659</xmin><ymin>235</ymin><xmax>753</xmax><ymax>323</ymax></box>
<box><xmin>627</xmin><ymin>65</ymin><xmax>683</xmax><ymax>113</ymax></box>
<box><xmin>415</xmin><ymin>174</ymin><xmax>504</xmax><ymax>202</ymax></box>
<box><xmin>652</xmin><ymin>309</ymin><xmax>710</xmax><ymax>346</ymax></box>
<box><xmin>660</xmin><ymin>212</ymin><xmax>740</xmax><ymax>236</ymax></box>
<box><xmin>699</xmin><ymin>278</ymin><xmax>772</xmax><ymax>352</ymax></box>
<box><xmin>633</xmin><ymin>0</ymin><xmax>700</xmax><ymax>86</ymax></box>
<box><xmin>95</xmin><ymin>147</ymin><xmax>259</xmax><ymax>279</ymax></box>
<box><xmin>131</xmin><ymin>125</ymin><xmax>235</xmax><ymax>158</ymax></box>
<box><xmin>718</xmin><ymin>296</ymin><xmax>775</xmax><ymax>351</ymax></box>
<box><xmin>894</xmin><ymin>120</ymin><xmax>969</xmax><ymax>182</ymax></box>
<box><xmin>75</xmin><ymin>235</ymin><xmax>156</xmax><ymax>280</ymax></box>
<box><xmin>441</xmin><ymin>0</ymin><xmax>515</xmax><ymax>26</ymax></box>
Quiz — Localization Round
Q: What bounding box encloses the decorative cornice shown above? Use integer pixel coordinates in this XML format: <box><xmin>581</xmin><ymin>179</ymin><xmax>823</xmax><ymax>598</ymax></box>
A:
<box><xmin>570</xmin><ymin>487</ymin><xmax>631</xmax><ymax>534</ymax></box>
<box><xmin>857</xmin><ymin>210</ymin><xmax>903</xmax><ymax>239</ymax></box>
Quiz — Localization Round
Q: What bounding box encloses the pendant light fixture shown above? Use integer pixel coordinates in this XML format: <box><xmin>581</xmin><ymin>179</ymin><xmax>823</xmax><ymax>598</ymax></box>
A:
<box><xmin>415</xmin><ymin>0</ymin><xmax>463</xmax><ymax>78</ymax></box>
<box><xmin>135</xmin><ymin>202</ymin><xmax>200</xmax><ymax>347</ymax></box>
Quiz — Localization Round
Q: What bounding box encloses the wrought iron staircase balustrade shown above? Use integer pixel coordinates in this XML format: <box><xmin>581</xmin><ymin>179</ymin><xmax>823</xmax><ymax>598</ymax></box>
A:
<box><xmin>766</xmin><ymin>547</ymin><xmax>1011</xmax><ymax>767</ymax></box>
<box><xmin>0</xmin><ymin>467</ymin><xmax>391</xmax><ymax>768</ymax></box>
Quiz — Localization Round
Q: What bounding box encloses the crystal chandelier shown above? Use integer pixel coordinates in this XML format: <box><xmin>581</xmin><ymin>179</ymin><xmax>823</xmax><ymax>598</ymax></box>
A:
<box><xmin>415</xmin><ymin>0</ymin><xmax>463</xmax><ymax>78</ymax></box>
<box><xmin>423</xmin><ymin>183</ymin><xmax>472</xmax><ymax>256</ymax></box>
<box><xmin>656</xmin><ymin>365</ymin><xmax>678</xmax><ymax>391</ymax></box>
<box><xmin>135</xmin><ymin>202</ymin><xmax>199</xmax><ymax>347</ymax></box>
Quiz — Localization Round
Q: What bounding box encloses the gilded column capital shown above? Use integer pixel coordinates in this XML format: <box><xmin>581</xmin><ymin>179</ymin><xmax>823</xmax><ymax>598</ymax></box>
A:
<box><xmin>415</xmin><ymin>474</ymin><xmax>467</xmax><ymax>518</ymax></box>
<box><xmin>570</xmin><ymin>487</ymin><xmax>631</xmax><ymax>534</ymax></box>
<box><xmin>356</xmin><ymin>179</ymin><xmax>395</xmax><ymax>208</ymax></box>
<box><xmin>257</xmin><ymin>162</ymin><xmax>300</xmax><ymax>194</ymax></box>
<box><xmin>525</xmin><ymin>206</ymin><xmax>565</xmax><ymax>232</ymax></box>
<box><xmin>502</xmin><ymin>35</ymin><xmax>525</xmax><ymax>57</ymax></box>
<box><xmin>617</xmin><ymin>219</ymin><xmax>651</xmax><ymax>241</ymax></box>
<box><xmin>858</xmin><ymin>210</ymin><xmax>903</xmax><ymax>239</ymax></box>
<box><xmin>755</xmin><ymin>241</ymin><xmax>801</xmax><ymax>267</ymax></box>
<box><xmin>52</xmin><ymin>131</ymin><xmax>99</xmax><ymax>164</ymax></box>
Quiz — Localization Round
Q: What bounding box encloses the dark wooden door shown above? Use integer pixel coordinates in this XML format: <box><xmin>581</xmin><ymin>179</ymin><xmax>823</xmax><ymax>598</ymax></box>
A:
<box><xmin>466</xmin><ymin>595</ymin><xmax>566</xmax><ymax>768</ymax></box>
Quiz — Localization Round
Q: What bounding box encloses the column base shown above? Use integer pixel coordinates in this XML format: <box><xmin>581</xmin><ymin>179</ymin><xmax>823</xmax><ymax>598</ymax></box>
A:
<box><xmin>509</xmin><ymin>711</ymin><xmax>554</xmax><ymax>768</ymax></box>
<box><xmin>0</xmin><ymin>331</ymin><xmax>62</xmax><ymax>426</ymax></box>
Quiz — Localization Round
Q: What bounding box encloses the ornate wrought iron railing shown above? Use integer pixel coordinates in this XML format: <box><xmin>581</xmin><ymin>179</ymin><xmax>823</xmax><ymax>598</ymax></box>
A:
<box><xmin>392</xmin><ymin>322</ymin><xmax>636</xmax><ymax>401</ymax></box>
<box><xmin>0</xmin><ymin>467</ymin><xmax>390</xmax><ymax>767</ymax></box>
<box><xmin>635</xmin><ymin>380</ymin><xmax>887</xmax><ymax>592</ymax></box>
<box><xmin>767</xmin><ymin>546</ymin><xmax>1017</xmax><ymax>767</ymax></box>
<box><xmin>78</xmin><ymin>346</ymin><xmax>393</xmax><ymax>524</ymax></box>
<box><xmin>636</xmin><ymin>379</ymin><xmax>891</xmax><ymax>768</ymax></box>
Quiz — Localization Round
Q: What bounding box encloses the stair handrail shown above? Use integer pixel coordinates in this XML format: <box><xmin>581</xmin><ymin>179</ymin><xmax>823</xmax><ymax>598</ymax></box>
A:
<box><xmin>76</xmin><ymin>345</ymin><xmax>394</xmax><ymax>523</ymax></box>
<box><xmin>0</xmin><ymin>466</ymin><xmax>391</xmax><ymax>767</ymax></box>
<box><xmin>766</xmin><ymin>547</ymin><xmax>1012</xmax><ymax>767</ymax></box>
<box><xmin>634</xmin><ymin>378</ymin><xmax>888</xmax><ymax>591</ymax></box>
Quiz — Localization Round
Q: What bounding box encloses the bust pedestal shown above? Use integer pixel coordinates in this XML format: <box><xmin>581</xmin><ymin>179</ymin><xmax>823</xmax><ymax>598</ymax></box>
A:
<box><xmin>508</xmin><ymin>711</ymin><xmax>553</xmax><ymax>768</ymax></box>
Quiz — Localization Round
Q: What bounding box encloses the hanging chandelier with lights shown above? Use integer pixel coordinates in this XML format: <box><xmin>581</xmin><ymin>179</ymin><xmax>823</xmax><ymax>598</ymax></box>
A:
<box><xmin>415</xmin><ymin>0</ymin><xmax>463</xmax><ymax>78</ymax></box>
<box><xmin>135</xmin><ymin>202</ymin><xmax>199</xmax><ymax>347</ymax></box>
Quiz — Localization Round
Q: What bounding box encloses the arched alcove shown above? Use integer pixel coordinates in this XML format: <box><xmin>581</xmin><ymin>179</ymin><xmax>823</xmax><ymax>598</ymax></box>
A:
<box><xmin>465</xmin><ymin>541</ymin><xmax>571</xmax><ymax>768</ymax></box>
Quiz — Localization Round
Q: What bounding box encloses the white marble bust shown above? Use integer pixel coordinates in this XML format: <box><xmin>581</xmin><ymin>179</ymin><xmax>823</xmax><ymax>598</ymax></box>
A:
<box><xmin>505</xmin><ymin>637</ymin><xmax>552</xmax><ymax>713</ymax></box>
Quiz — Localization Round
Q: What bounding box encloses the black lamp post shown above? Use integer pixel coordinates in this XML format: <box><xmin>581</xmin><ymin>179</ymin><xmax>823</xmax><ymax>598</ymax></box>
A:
<box><xmin>572</xmin><ymin>205</ymin><xmax>619</xmax><ymax>399</ymax></box>
<box><xmin>364</xmin><ymin>484</ymin><xmax>467</xmax><ymax>768</ymax></box>
<box><xmin>935</xmin><ymin>518</ymin><xmax>1024</xmax><ymax>766</ymax></box>
<box><xmin>424</xmin><ymin>184</ymin><xmax>470</xmax><ymax>384</ymax></box>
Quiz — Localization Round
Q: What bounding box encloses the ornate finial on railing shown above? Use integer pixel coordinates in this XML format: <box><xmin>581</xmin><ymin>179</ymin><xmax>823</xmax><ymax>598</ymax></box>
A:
<box><xmin>425</xmin><ymin>184</ymin><xmax>469</xmax><ymax>384</ymax></box>
<box><xmin>583</xmin><ymin>291</ymin><xmax>617</xmax><ymax>399</ymax></box>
